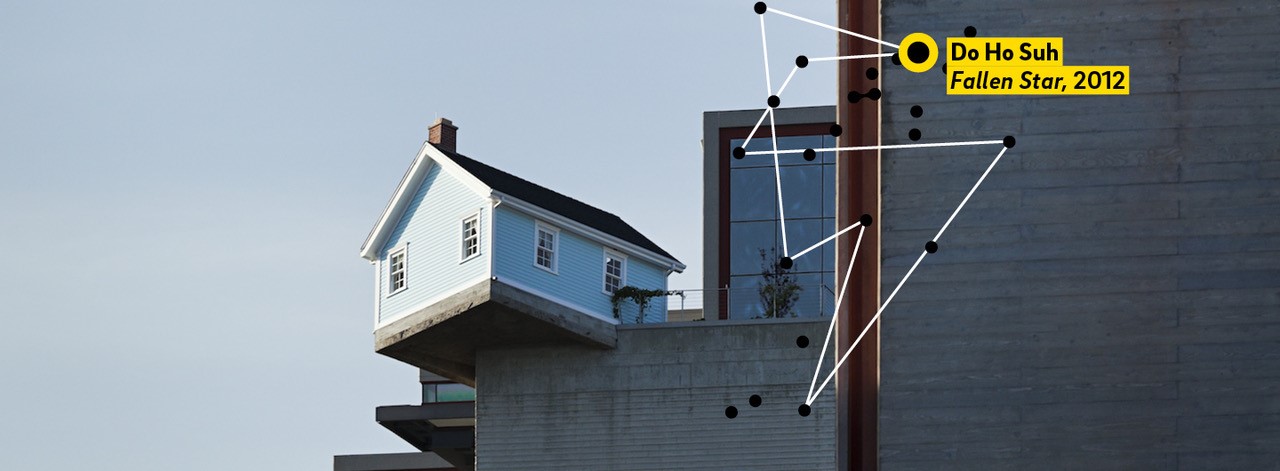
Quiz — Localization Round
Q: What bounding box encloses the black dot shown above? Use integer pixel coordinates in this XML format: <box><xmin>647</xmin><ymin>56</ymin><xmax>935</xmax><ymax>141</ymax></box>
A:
<box><xmin>964</xmin><ymin>26</ymin><xmax>977</xmax><ymax>37</ymax></box>
<box><xmin>860</xmin><ymin>213</ymin><xmax>873</xmax><ymax>227</ymax></box>
<box><xmin>754</xmin><ymin>2</ymin><xmax>767</xmax><ymax>14</ymax></box>
<box><xmin>796</xmin><ymin>335</ymin><xmax>810</xmax><ymax>348</ymax></box>
<box><xmin>726</xmin><ymin>406</ymin><xmax>738</xmax><ymax>418</ymax></box>
<box><xmin>779</xmin><ymin>256</ymin><xmax>793</xmax><ymax>270</ymax></box>
<box><xmin>767</xmin><ymin>95</ymin><xmax>780</xmax><ymax>108</ymax></box>
<box><xmin>906</xmin><ymin>42</ymin><xmax>929</xmax><ymax>64</ymax></box>
<box><xmin>908</xmin><ymin>128</ymin><xmax>921</xmax><ymax>141</ymax></box>
<box><xmin>941</xmin><ymin>63</ymin><xmax>947</xmax><ymax>74</ymax></box>
<box><xmin>749</xmin><ymin>395</ymin><xmax>762</xmax><ymax>408</ymax></box>
<box><xmin>891</xmin><ymin>52</ymin><xmax>901</xmax><ymax>65</ymax></box>
<box><xmin>829</xmin><ymin>124</ymin><xmax>843</xmax><ymax>137</ymax></box>
<box><xmin>848</xmin><ymin>90</ymin><xmax>863</xmax><ymax>103</ymax></box>
<box><xmin>795</xmin><ymin>55</ymin><xmax>809</xmax><ymax>68</ymax></box>
<box><xmin>867</xmin><ymin>88</ymin><xmax>882</xmax><ymax>101</ymax></box>
<box><xmin>910</xmin><ymin>105</ymin><xmax>923</xmax><ymax>118</ymax></box>
<box><xmin>1004</xmin><ymin>135</ymin><xmax>1016</xmax><ymax>148</ymax></box>
<box><xmin>803</xmin><ymin>148</ymin><xmax>816</xmax><ymax>161</ymax></box>
<box><xmin>925</xmin><ymin>241</ymin><xmax>939</xmax><ymax>253</ymax></box>
<box><xmin>866</xmin><ymin>67</ymin><xmax>878</xmax><ymax>80</ymax></box>
<box><xmin>798</xmin><ymin>404</ymin><xmax>811</xmax><ymax>417</ymax></box>
<box><xmin>733</xmin><ymin>146</ymin><xmax>746</xmax><ymax>159</ymax></box>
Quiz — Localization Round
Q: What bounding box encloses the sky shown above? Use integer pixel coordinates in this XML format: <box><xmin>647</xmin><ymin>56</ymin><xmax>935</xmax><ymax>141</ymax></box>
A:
<box><xmin>0</xmin><ymin>1</ymin><xmax>841</xmax><ymax>469</ymax></box>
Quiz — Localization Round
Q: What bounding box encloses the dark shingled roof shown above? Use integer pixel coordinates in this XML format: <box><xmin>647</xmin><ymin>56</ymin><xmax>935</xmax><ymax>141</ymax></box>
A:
<box><xmin>441</xmin><ymin>149</ymin><xmax>679</xmax><ymax>262</ymax></box>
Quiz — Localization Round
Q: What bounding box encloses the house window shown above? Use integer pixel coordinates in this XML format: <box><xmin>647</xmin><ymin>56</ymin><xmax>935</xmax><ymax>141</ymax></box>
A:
<box><xmin>461</xmin><ymin>214</ymin><xmax>480</xmax><ymax>261</ymax></box>
<box><xmin>535</xmin><ymin>223</ymin><xmax>558</xmax><ymax>272</ymax></box>
<box><xmin>388</xmin><ymin>248</ymin><xmax>406</xmax><ymax>294</ymax></box>
<box><xmin>422</xmin><ymin>381</ymin><xmax>476</xmax><ymax>404</ymax></box>
<box><xmin>603</xmin><ymin>249</ymin><xmax>626</xmax><ymax>294</ymax></box>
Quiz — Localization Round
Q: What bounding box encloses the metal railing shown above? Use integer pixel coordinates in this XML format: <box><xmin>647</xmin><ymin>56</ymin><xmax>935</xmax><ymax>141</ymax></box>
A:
<box><xmin>660</xmin><ymin>284</ymin><xmax>836</xmax><ymax>322</ymax></box>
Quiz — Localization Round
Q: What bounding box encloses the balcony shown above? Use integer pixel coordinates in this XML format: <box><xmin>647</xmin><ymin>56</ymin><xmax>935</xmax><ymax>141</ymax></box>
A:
<box><xmin>376</xmin><ymin>401</ymin><xmax>475</xmax><ymax>471</ymax></box>
<box><xmin>656</xmin><ymin>283</ymin><xmax>838</xmax><ymax>322</ymax></box>
<box><xmin>374</xmin><ymin>278</ymin><xmax>618</xmax><ymax>386</ymax></box>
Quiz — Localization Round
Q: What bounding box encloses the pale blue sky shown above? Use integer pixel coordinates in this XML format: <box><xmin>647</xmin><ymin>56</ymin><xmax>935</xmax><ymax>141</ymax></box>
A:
<box><xmin>0</xmin><ymin>1</ymin><xmax>838</xmax><ymax>468</ymax></box>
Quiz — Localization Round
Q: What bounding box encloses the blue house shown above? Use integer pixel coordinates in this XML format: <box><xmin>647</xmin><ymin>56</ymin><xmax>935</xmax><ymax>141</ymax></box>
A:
<box><xmin>359</xmin><ymin>119</ymin><xmax>685</xmax><ymax>384</ymax></box>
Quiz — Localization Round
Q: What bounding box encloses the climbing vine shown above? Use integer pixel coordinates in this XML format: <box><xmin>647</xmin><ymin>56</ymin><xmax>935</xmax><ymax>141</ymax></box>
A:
<box><xmin>610</xmin><ymin>286</ymin><xmax>672</xmax><ymax>324</ymax></box>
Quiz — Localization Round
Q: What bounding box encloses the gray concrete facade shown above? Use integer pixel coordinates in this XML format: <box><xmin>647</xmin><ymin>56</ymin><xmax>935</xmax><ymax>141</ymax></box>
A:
<box><xmin>334</xmin><ymin>452</ymin><xmax>454</xmax><ymax>471</ymax></box>
<box><xmin>876</xmin><ymin>1</ymin><xmax>1280</xmax><ymax>469</ymax></box>
<box><xmin>474</xmin><ymin>319</ymin><xmax>836</xmax><ymax>470</ymax></box>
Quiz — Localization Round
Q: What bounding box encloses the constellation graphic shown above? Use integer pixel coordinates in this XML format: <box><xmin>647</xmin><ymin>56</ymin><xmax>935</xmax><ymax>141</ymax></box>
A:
<box><xmin>721</xmin><ymin>2</ymin><xmax>1017</xmax><ymax>419</ymax></box>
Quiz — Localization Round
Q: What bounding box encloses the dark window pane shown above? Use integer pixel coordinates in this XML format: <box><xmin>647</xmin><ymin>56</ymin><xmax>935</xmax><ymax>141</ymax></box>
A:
<box><xmin>731</xmin><ymin>135</ymin><xmax>826</xmax><ymax>168</ymax></box>
<box><xmin>782</xmin><ymin>218</ymin><xmax>825</xmax><ymax>274</ymax></box>
<box><xmin>729</xmin><ymin>221</ymin><xmax>777</xmax><ymax>276</ymax></box>
<box><xmin>728</xmin><ymin>272</ymin><xmax>834</xmax><ymax>319</ymax></box>
<box><xmin>436</xmin><ymin>383</ymin><xmax>476</xmax><ymax>402</ymax></box>
<box><xmin>789</xmin><ymin>273</ymin><xmax>832</xmax><ymax>318</ymax></box>
<box><xmin>779</xmin><ymin>165</ymin><xmax>824</xmax><ymax>219</ymax></box>
<box><xmin>727</xmin><ymin>275</ymin><xmax>765</xmax><ymax>320</ymax></box>
<box><xmin>728</xmin><ymin>167</ymin><xmax>779</xmax><ymax>222</ymax></box>
<box><xmin>772</xmin><ymin>135</ymin><xmax>825</xmax><ymax>167</ymax></box>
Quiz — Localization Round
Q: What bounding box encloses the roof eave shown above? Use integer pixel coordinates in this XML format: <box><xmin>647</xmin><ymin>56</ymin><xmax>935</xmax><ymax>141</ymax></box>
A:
<box><xmin>493</xmin><ymin>191</ymin><xmax>685</xmax><ymax>272</ymax></box>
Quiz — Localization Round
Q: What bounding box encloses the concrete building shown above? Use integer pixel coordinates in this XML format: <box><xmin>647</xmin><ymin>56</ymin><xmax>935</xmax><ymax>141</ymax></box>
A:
<box><xmin>341</xmin><ymin>1</ymin><xmax>1280</xmax><ymax>469</ymax></box>
<box><xmin>866</xmin><ymin>1</ymin><xmax>1280</xmax><ymax>469</ymax></box>
<box><xmin>333</xmin><ymin>371</ymin><xmax>475</xmax><ymax>471</ymax></box>
<box><xmin>346</xmin><ymin>119</ymin><xmax>840</xmax><ymax>470</ymax></box>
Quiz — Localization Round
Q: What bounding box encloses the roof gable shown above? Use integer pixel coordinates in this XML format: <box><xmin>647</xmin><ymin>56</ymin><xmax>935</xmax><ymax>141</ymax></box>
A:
<box><xmin>359</xmin><ymin>143</ymin><xmax>490</xmax><ymax>260</ymax></box>
<box><xmin>442</xmin><ymin>150</ymin><xmax>678</xmax><ymax>262</ymax></box>
<box><xmin>362</xmin><ymin>143</ymin><xmax>683</xmax><ymax>271</ymax></box>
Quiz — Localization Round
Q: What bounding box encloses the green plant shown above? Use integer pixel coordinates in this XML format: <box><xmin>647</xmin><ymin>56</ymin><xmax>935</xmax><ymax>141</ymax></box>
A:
<box><xmin>610</xmin><ymin>286</ymin><xmax>671</xmax><ymax>324</ymax></box>
<box><xmin>759</xmin><ymin>248</ymin><xmax>803</xmax><ymax>318</ymax></box>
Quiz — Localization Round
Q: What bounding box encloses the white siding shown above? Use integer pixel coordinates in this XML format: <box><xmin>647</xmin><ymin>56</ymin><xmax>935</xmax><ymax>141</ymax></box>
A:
<box><xmin>378</xmin><ymin>163</ymin><xmax>490</xmax><ymax>325</ymax></box>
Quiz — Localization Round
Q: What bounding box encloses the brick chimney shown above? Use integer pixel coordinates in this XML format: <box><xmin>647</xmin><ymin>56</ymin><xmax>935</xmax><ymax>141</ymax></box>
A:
<box><xmin>428</xmin><ymin>118</ymin><xmax>458</xmax><ymax>153</ymax></box>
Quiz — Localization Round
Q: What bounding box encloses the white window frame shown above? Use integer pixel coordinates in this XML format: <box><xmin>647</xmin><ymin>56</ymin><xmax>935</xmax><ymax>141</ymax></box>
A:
<box><xmin>602</xmin><ymin>248</ymin><xmax>627</xmax><ymax>295</ymax></box>
<box><xmin>534</xmin><ymin>222</ymin><xmax>559</xmax><ymax>274</ymax></box>
<box><xmin>460</xmin><ymin>212</ymin><xmax>481</xmax><ymax>263</ymax></box>
<box><xmin>388</xmin><ymin>246</ymin><xmax>407</xmax><ymax>296</ymax></box>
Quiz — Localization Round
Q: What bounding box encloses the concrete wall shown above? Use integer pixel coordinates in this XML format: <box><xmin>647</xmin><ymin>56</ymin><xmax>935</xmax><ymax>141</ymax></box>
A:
<box><xmin>474</xmin><ymin>320</ymin><xmax>836</xmax><ymax>470</ymax></box>
<box><xmin>878</xmin><ymin>1</ymin><xmax>1280</xmax><ymax>469</ymax></box>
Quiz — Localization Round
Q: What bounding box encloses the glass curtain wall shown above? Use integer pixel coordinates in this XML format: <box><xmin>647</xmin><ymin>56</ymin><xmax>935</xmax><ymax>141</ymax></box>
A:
<box><xmin>727</xmin><ymin>134</ymin><xmax>837</xmax><ymax>319</ymax></box>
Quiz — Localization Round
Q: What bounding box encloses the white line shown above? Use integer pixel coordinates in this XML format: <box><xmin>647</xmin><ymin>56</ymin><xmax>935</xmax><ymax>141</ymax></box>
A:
<box><xmin>934</xmin><ymin>147</ymin><xmax>1009</xmax><ymax>241</ymax></box>
<box><xmin>806</xmin><ymin>225</ymin><xmax>866</xmax><ymax>401</ymax></box>
<box><xmin>769</xmin><ymin>109</ymin><xmax>789</xmax><ymax>255</ymax></box>
<box><xmin>808</xmin><ymin>53</ymin><xmax>896</xmax><ymax>62</ymax></box>
<box><xmin>768</xmin><ymin>8</ymin><xmax>900</xmax><ymax>49</ymax></box>
<box><xmin>741</xmin><ymin>109</ymin><xmax>770</xmax><ymax>149</ymax></box>
<box><xmin>777</xmin><ymin>65</ymin><xmax>800</xmax><ymax>96</ymax></box>
<box><xmin>744</xmin><ymin>140</ymin><xmax>1004</xmax><ymax>156</ymax></box>
<box><xmin>808</xmin><ymin>250</ymin><xmax>928</xmax><ymax>405</ymax></box>
<box><xmin>759</xmin><ymin>14</ymin><xmax>773</xmax><ymax>95</ymax></box>
<box><xmin>792</xmin><ymin>221</ymin><xmax>861</xmax><ymax>260</ymax></box>
<box><xmin>806</xmin><ymin>145</ymin><xmax>1017</xmax><ymax>405</ymax></box>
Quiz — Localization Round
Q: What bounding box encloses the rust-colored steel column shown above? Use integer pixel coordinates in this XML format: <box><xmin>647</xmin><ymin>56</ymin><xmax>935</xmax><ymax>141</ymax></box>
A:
<box><xmin>835</xmin><ymin>0</ymin><xmax>881</xmax><ymax>470</ymax></box>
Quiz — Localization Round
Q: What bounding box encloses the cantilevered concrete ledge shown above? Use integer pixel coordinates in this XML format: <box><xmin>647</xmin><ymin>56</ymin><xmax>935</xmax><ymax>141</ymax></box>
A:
<box><xmin>375</xmin><ymin>278</ymin><xmax>617</xmax><ymax>386</ymax></box>
<box><xmin>377</xmin><ymin>402</ymin><xmax>476</xmax><ymax>471</ymax></box>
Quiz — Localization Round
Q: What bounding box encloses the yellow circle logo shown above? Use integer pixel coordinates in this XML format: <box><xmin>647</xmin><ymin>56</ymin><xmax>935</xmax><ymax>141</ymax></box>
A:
<box><xmin>899</xmin><ymin>32</ymin><xmax>938</xmax><ymax>73</ymax></box>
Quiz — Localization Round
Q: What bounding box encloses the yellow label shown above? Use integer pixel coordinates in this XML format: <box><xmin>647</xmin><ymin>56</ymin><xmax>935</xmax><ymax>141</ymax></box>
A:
<box><xmin>947</xmin><ymin>38</ymin><xmax>1065</xmax><ymax>67</ymax></box>
<box><xmin>947</xmin><ymin>66</ymin><xmax>1130</xmax><ymax>95</ymax></box>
